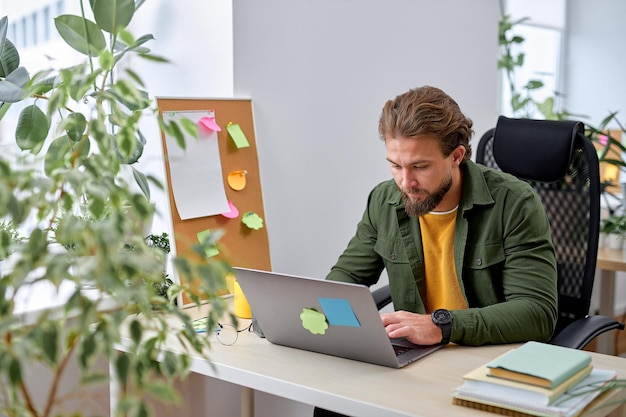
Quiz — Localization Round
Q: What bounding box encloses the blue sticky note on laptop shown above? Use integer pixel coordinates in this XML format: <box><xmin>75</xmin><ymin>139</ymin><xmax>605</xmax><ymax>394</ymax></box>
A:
<box><xmin>318</xmin><ymin>297</ymin><xmax>361</xmax><ymax>327</ymax></box>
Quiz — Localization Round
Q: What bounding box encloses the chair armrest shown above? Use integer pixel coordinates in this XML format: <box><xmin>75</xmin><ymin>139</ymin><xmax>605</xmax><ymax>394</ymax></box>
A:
<box><xmin>371</xmin><ymin>285</ymin><xmax>392</xmax><ymax>310</ymax></box>
<box><xmin>549</xmin><ymin>315</ymin><xmax>625</xmax><ymax>350</ymax></box>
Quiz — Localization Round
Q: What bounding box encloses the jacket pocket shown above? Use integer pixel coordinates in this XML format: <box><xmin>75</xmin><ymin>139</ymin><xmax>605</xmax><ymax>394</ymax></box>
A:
<box><xmin>374</xmin><ymin>236</ymin><xmax>410</xmax><ymax>264</ymax></box>
<box><xmin>463</xmin><ymin>241</ymin><xmax>505</xmax><ymax>306</ymax></box>
<box><xmin>465</xmin><ymin>241</ymin><xmax>505</xmax><ymax>269</ymax></box>
<box><xmin>374</xmin><ymin>236</ymin><xmax>420</xmax><ymax>311</ymax></box>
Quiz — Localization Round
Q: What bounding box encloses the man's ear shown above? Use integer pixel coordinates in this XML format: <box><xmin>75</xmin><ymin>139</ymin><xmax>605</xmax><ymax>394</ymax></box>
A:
<box><xmin>452</xmin><ymin>145</ymin><xmax>466</xmax><ymax>165</ymax></box>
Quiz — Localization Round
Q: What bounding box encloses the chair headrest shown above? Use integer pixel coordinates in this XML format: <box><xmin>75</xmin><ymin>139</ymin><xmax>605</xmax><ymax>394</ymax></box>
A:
<box><xmin>493</xmin><ymin>116</ymin><xmax>584</xmax><ymax>182</ymax></box>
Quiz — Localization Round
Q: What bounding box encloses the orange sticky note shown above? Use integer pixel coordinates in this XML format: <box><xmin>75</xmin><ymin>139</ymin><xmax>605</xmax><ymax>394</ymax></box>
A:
<box><xmin>227</xmin><ymin>170</ymin><xmax>247</xmax><ymax>191</ymax></box>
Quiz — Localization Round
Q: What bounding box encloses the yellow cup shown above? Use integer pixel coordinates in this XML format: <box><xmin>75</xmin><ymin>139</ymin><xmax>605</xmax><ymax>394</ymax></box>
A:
<box><xmin>233</xmin><ymin>280</ymin><xmax>252</xmax><ymax>319</ymax></box>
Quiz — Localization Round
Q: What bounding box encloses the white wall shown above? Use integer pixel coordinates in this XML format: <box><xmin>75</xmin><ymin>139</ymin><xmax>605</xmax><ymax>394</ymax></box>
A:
<box><xmin>565</xmin><ymin>0</ymin><xmax>626</xmax><ymax>316</ymax></box>
<box><xmin>564</xmin><ymin>0</ymin><xmax>626</xmax><ymax>127</ymax></box>
<box><xmin>232</xmin><ymin>0</ymin><xmax>500</xmax><ymax>282</ymax></box>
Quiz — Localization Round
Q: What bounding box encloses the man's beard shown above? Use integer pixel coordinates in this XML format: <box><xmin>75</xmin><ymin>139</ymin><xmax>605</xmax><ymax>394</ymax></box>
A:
<box><xmin>402</xmin><ymin>172</ymin><xmax>453</xmax><ymax>217</ymax></box>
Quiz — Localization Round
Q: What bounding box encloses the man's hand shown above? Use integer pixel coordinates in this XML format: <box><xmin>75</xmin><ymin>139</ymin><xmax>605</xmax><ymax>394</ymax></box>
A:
<box><xmin>380</xmin><ymin>310</ymin><xmax>442</xmax><ymax>345</ymax></box>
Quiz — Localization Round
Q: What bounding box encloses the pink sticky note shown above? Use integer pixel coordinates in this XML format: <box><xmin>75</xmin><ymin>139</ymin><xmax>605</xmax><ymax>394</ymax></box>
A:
<box><xmin>221</xmin><ymin>201</ymin><xmax>239</xmax><ymax>219</ymax></box>
<box><xmin>199</xmin><ymin>116</ymin><xmax>222</xmax><ymax>132</ymax></box>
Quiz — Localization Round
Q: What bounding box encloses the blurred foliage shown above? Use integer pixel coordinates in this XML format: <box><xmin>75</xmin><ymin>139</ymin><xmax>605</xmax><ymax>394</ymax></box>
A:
<box><xmin>0</xmin><ymin>1</ymin><xmax>232</xmax><ymax>417</ymax></box>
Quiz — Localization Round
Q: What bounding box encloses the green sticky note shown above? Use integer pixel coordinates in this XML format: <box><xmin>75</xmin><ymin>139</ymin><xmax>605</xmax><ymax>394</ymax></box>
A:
<box><xmin>242</xmin><ymin>212</ymin><xmax>263</xmax><ymax>230</ymax></box>
<box><xmin>197</xmin><ymin>229</ymin><xmax>220</xmax><ymax>258</ymax></box>
<box><xmin>300</xmin><ymin>308</ymin><xmax>328</xmax><ymax>335</ymax></box>
<box><xmin>226</xmin><ymin>123</ymin><xmax>250</xmax><ymax>148</ymax></box>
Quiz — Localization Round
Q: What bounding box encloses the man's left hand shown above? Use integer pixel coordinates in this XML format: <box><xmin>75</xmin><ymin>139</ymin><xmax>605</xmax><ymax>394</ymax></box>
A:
<box><xmin>380</xmin><ymin>310</ymin><xmax>442</xmax><ymax>345</ymax></box>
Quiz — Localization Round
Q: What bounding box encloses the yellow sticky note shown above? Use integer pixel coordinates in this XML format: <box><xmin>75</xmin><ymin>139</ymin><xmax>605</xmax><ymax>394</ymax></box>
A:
<box><xmin>226</xmin><ymin>123</ymin><xmax>250</xmax><ymax>148</ymax></box>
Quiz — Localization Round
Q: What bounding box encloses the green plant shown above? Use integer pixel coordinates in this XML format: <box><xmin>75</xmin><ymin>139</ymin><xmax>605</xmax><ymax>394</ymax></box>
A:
<box><xmin>145</xmin><ymin>232</ymin><xmax>171</xmax><ymax>255</ymax></box>
<box><xmin>600</xmin><ymin>214</ymin><xmax>626</xmax><ymax>235</ymax></box>
<box><xmin>145</xmin><ymin>232</ymin><xmax>173</xmax><ymax>302</ymax></box>
<box><xmin>498</xmin><ymin>9</ymin><xmax>626</xmax><ymax>213</ymax></box>
<box><xmin>498</xmin><ymin>14</ymin><xmax>567</xmax><ymax>120</ymax></box>
<box><xmin>0</xmin><ymin>3</ymin><xmax>232</xmax><ymax>417</ymax></box>
<box><xmin>0</xmin><ymin>220</ymin><xmax>22</xmax><ymax>262</ymax></box>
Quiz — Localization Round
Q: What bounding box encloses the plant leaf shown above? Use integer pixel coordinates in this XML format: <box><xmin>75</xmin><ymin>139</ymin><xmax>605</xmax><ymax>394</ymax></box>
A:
<box><xmin>130</xmin><ymin>319</ymin><xmax>143</xmax><ymax>345</ymax></box>
<box><xmin>54</xmin><ymin>15</ymin><xmax>106</xmax><ymax>56</ymax></box>
<box><xmin>132</xmin><ymin>166</ymin><xmax>151</xmax><ymax>200</ymax></box>
<box><xmin>90</xmin><ymin>0</ymin><xmax>136</xmax><ymax>35</ymax></box>
<box><xmin>65</xmin><ymin>112</ymin><xmax>87</xmax><ymax>142</ymax></box>
<box><xmin>115</xmin><ymin>352</ymin><xmax>130</xmax><ymax>387</ymax></box>
<box><xmin>0</xmin><ymin>39</ymin><xmax>20</xmax><ymax>78</ymax></box>
<box><xmin>0</xmin><ymin>67</ymin><xmax>29</xmax><ymax>102</ymax></box>
<box><xmin>44</xmin><ymin>135</ymin><xmax>90</xmax><ymax>176</ymax></box>
<box><xmin>145</xmin><ymin>380</ymin><xmax>180</xmax><ymax>404</ymax></box>
<box><xmin>8</xmin><ymin>357</ymin><xmax>21</xmax><ymax>385</ymax></box>
<box><xmin>179</xmin><ymin>118</ymin><xmax>198</xmax><ymax>138</ymax></box>
<box><xmin>0</xmin><ymin>102</ymin><xmax>12</xmax><ymax>121</ymax></box>
<box><xmin>28</xmin><ymin>70</ymin><xmax>56</xmax><ymax>95</ymax></box>
<box><xmin>16</xmin><ymin>105</ymin><xmax>50</xmax><ymax>152</ymax></box>
<box><xmin>167</xmin><ymin>120</ymin><xmax>186</xmax><ymax>150</ymax></box>
<box><xmin>42</xmin><ymin>323</ymin><xmax>59</xmax><ymax>364</ymax></box>
<box><xmin>0</xmin><ymin>16</ymin><xmax>7</xmax><ymax>48</ymax></box>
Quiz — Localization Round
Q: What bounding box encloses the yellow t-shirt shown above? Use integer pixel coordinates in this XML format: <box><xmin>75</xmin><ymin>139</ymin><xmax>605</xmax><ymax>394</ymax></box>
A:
<box><xmin>418</xmin><ymin>206</ymin><xmax>468</xmax><ymax>312</ymax></box>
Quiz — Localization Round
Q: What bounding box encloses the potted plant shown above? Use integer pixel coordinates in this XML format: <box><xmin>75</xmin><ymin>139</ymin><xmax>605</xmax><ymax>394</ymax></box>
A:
<box><xmin>0</xmin><ymin>2</ymin><xmax>231</xmax><ymax>417</ymax></box>
<box><xmin>499</xmin><ymin>11</ymin><xmax>626</xmax><ymax>239</ymax></box>
<box><xmin>0</xmin><ymin>219</ymin><xmax>23</xmax><ymax>276</ymax></box>
<box><xmin>600</xmin><ymin>214</ymin><xmax>624</xmax><ymax>250</ymax></box>
<box><xmin>600</xmin><ymin>214</ymin><xmax>626</xmax><ymax>251</ymax></box>
<box><xmin>144</xmin><ymin>232</ymin><xmax>174</xmax><ymax>305</ymax></box>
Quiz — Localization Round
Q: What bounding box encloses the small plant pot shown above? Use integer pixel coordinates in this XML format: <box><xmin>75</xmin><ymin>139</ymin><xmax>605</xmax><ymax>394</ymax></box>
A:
<box><xmin>607</xmin><ymin>233</ymin><xmax>623</xmax><ymax>250</ymax></box>
<box><xmin>599</xmin><ymin>232</ymin><xmax>607</xmax><ymax>248</ymax></box>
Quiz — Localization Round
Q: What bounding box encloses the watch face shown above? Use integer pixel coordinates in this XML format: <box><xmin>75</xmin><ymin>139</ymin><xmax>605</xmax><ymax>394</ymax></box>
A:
<box><xmin>433</xmin><ymin>309</ymin><xmax>452</xmax><ymax>324</ymax></box>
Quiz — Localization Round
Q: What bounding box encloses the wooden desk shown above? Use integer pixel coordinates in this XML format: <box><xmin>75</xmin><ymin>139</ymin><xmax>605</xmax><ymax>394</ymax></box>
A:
<box><xmin>596</xmin><ymin>247</ymin><xmax>626</xmax><ymax>354</ymax></box>
<box><xmin>115</xmin><ymin>303</ymin><xmax>626</xmax><ymax>417</ymax></box>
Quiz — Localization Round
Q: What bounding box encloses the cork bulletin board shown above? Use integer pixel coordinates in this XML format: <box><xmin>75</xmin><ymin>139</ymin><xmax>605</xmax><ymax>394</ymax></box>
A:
<box><xmin>157</xmin><ymin>98</ymin><xmax>271</xmax><ymax>301</ymax></box>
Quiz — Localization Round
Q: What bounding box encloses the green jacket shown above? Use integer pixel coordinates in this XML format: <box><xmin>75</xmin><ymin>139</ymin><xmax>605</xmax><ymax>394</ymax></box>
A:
<box><xmin>326</xmin><ymin>160</ymin><xmax>558</xmax><ymax>346</ymax></box>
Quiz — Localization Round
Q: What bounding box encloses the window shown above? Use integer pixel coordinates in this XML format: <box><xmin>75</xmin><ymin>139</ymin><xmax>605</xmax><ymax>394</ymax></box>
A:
<box><xmin>500</xmin><ymin>0</ymin><xmax>566</xmax><ymax>118</ymax></box>
<box><xmin>500</xmin><ymin>24</ymin><xmax>562</xmax><ymax>118</ymax></box>
<box><xmin>42</xmin><ymin>6</ymin><xmax>51</xmax><ymax>42</ymax></box>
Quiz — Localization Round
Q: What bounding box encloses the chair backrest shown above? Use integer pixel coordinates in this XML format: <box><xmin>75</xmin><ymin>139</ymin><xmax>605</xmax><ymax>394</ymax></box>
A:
<box><xmin>476</xmin><ymin>116</ymin><xmax>601</xmax><ymax>336</ymax></box>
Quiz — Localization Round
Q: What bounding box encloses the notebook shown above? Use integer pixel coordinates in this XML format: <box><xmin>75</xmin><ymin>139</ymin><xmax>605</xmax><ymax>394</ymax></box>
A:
<box><xmin>233</xmin><ymin>267</ymin><xmax>443</xmax><ymax>368</ymax></box>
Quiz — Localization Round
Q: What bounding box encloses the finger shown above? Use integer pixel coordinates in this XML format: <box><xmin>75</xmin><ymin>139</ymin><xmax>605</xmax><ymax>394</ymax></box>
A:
<box><xmin>385</xmin><ymin>324</ymin><xmax>411</xmax><ymax>339</ymax></box>
<box><xmin>380</xmin><ymin>312</ymin><xmax>400</xmax><ymax>325</ymax></box>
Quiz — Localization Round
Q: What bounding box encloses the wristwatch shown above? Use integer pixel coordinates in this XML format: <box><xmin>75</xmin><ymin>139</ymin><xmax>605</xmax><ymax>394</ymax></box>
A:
<box><xmin>431</xmin><ymin>308</ymin><xmax>453</xmax><ymax>345</ymax></box>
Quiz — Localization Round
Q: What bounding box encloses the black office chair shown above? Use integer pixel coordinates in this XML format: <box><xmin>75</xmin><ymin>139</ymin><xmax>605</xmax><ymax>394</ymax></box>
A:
<box><xmin>372</xmin><ymin>116</ymin><xmax>624</xmax><ymax>350</ymax></box>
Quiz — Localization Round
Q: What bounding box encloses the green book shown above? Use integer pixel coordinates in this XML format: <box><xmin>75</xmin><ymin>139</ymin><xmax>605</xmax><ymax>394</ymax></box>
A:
<box><xmin>486</xmin><ymin>341</ymin><xmax>592</xmax><ymax>389</ymax></box>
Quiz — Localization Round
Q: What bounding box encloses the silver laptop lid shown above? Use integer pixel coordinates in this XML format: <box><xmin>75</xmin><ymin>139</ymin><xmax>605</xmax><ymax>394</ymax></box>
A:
<box><xmin>234</xmin><ymin>267</ymin><xmax>441</xmax><ymax>368</ymax></box>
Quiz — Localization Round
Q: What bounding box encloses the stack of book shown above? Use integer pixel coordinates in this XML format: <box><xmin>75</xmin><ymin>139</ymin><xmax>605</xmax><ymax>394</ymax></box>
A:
<box><xmin>452</xmin><ymin>341</ymin><xmax>617</xmax><ymax>417</ymax></box>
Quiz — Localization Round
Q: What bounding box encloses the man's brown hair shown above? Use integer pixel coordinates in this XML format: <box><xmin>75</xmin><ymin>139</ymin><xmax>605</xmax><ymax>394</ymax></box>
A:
<box><xmin>378</xmin><ymin>86</ymin><xmax>474</xmax><ymax>162</ymax></box>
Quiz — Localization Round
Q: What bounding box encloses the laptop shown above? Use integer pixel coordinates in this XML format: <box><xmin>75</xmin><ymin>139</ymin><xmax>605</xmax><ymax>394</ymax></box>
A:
<box><xmin>233</xmin><ymin>267</ymin><xmax>443</xmax><ymax>368</ymax></box>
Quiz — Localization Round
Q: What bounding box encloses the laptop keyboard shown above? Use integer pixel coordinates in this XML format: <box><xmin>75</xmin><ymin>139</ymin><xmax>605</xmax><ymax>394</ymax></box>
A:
<box><xmin>393</xmin><ymin>344</ymin><xmax>412</xmax><ymax>356</ymax></box>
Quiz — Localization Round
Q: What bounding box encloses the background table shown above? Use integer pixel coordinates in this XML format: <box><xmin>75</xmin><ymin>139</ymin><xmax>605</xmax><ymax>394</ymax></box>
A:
<box><xmin>596</xmin><ymin>247</ymin><xmax>626</xmax><ymax>354</ymax></box>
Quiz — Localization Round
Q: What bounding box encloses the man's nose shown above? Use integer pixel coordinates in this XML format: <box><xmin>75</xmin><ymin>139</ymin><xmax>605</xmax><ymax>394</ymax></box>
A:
<box><xmin>401</xmin><ymin>170</ymin><xmax>415</xmax><ymax>188</ymax></box>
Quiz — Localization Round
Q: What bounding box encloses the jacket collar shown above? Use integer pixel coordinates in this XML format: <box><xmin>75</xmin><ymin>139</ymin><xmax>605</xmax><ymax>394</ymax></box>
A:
<box><xmin>460</xmin><ymin>160</ymin><xmax>495</xmax><ymax>213</ymax></box>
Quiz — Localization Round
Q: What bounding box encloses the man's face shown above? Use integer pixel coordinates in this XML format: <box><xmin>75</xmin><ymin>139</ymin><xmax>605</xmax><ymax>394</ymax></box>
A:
<box><xmin>385</xmin><ymin>135</ymin><xmax>458</xmax><ymax>217</ymax></box>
